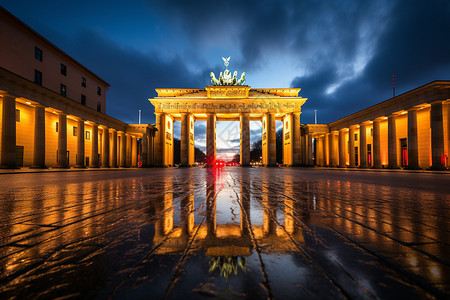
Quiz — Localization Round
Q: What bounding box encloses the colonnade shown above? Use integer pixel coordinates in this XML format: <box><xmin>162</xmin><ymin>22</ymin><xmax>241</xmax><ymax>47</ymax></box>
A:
<box><xmin>153</xmin><ymin>111</ymin><xmax>302</xmax><ymax>167</ymax></box>
<box><xmin>0</xmin><ymin>94</ymin><xmax>147</xmax><ymax>169</ymax></box>
<box><xmin>303</xmin><ymin>100</ymin><xmax>449</xmax><ymax>170</ymax></box>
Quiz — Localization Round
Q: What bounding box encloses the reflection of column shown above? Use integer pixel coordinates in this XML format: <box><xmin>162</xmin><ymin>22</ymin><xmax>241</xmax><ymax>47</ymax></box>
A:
<box><xmin>338</xmin><ymin>130</ymin><xmax>346</xmax><ymax>167</ymax></box>
<box><xmin>349</xmin><ymin>127</ymin><xmax>356</xmax><ymax>167</ymax></box>
<box><xmin>102</xmin><ymin>127</ymin><xmax>110</xmax><ymax>167</ymax></box>
<box><xmin>240</xmin><ymin>181</ymin><xmax>251</xmax><ymax>237</ymax></box>
<box><xmin>292</xmin><ymin>112</ymin><xmax>301</xmax><ymax>165</ymax></box>
<box><xmin>75</xmin><ymin>119</ymin><xmax>85</xmax><ymax>168</ymax></box>
<box><xmin>206</xmin><ymin>171</ymin><xmax>216</xmax><ymax>237</ymax></box>
<box><xmin>91</xmin><ymin>124</ymin><xmax>99</xmax><ymax>167</ymax></box>
<box><xmin>111</xmin><ymin>130</ymin><xmax>118</xmax><ymax>167</ymax></box>
<box><xmin>120</xmin><ymin>132</ymin><xmax>127</xmax><ymax>167</ymax></box>
<box><xmin>373</xmin><ymin>119</ymin><xmax>382</xmax><ymax>168</ymax></box>
<box><xmin>359</xmin><ymin>124</ymin><xmax>368</xmax><ymax>168</ymax></box>
<box><xmin>181</xmin><ymin>188</ymin><xmax>195</xmax><ymax>237</ymax></box>
<box><xmin>0</xmin><ymin>95</ymin><xmax>17</xmax><ymax>168</ymax></box>
<box><xmin>31</xmin><ymin>105</ymin><xmax>46</xmax><ymax>168</ymax></box>
<box><xmin>57</xmin><ymin>113</ymin><xmax>68</xmax><ymax>168</ymax></box>
<box><xmin>267</xmin><ymin>113</ymin><xmax>276</xmax><ymax>165</ymax></box>
<box><xmin>240</xmin><ymin>112</ymin><xmax>250</xmax><ymax>166</ymax></box>
<box><xmin>180</xmin><ymin>113</ymin><xmax>190</xmax><ymax>167</ymax></box>
<box><xmin>407</xmin><ymin>109</ymin><xmax>419</xmax><ymax>169</ymax></box>
<box><xmin>387</xmin><ymin>115</ymin><xmax>398</xmax><ymax>168</ymax></box>
<box><xmin>263</xmin><ymin>194</ymin><xmax>277</xmax><ymax>237</ymax></box>
<box><xmin>430</xmin><ymin>101</ymin><xmax>445</xmax><ymax>170</ymax></box>
<box><xmin>206</xmin><ymin>113</ymin><xmax>216</xmax><ymax>166</ymax></box>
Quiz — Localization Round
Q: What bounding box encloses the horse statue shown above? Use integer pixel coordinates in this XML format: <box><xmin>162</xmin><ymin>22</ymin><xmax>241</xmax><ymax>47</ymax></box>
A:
<box><xmin>210</xmin><ymin>72</ymin><xmax>220</xmax><ymax>85</ymax></box>
<box><xmin>237</xmin><ymin>72</ymin><xmax>246</xmax><ymax>85</ymax></box>
<box><xmin>232</xmin><ymin>71</ymin><xmax>238</xmax><ymax>85</ymax></box>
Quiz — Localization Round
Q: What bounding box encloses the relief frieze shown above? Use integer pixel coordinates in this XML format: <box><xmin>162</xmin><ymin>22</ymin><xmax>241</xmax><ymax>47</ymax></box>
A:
<box><xmin>157</xmin><ymin>102</ymin><xmax>299</xmax><ymax>112</ymax></box>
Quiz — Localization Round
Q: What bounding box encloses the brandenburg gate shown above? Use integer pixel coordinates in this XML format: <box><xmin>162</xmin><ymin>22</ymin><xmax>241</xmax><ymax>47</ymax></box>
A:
<box><xmin>149</xmin><ymin>58</ymin><xmax>307</xmax><ymax>167</ymax></box>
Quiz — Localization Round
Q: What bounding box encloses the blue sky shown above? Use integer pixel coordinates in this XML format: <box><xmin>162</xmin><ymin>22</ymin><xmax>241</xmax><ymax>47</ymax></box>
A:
<box><xmin>2</xmin><ymin>0</ymin><xmax>450</xmax><ymax>158</ymax></box>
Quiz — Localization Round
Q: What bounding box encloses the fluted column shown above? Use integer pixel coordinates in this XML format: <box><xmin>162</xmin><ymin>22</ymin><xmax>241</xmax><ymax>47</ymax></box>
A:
<box><xmin>75</xmin><ymin>119</ymin><xmax>85</xmax><ymax>168</ymax></box>
<box><xmin>102</xmin><ymin>127</ymin><xmax>110</xmax><ymax>167</ymax></box>
<box><xmin>359</xmin><ymin>124</ymin><xmax>368</xmax><ymax>168</ymax></box>
<box><xmin>180</xmin><ymin>113</ymin><xmax>190</xmax><ymax>167</ymax></box>
<box><xmin>292</xmin><ymin>112</ymin><xmax>301</xmax><ymax>165</ymax></box>
<box><xmin>91</xmin><ymin>124</ymin><xmax>99</xmax><ymax>167</ymax></box>
<box><xmin>206</xmin><ymin>113</ymin><xmax>216</xmax><ymax>166</ymax></box>
<box><xmin>57</xmin><ymin>113</ymin><xmax>68</xmax><ymax>168</ymax></box>
<box><xmin>240</xmin><ymin>112</ymin><xmax>250</xmax><ymax>166</ymax></box>
<box><xmin>348</xmin><ymin>126</ymin><xmax>356</xmax><ymax>167</ymax></box>
<box><xmin>430</xmin><ymin>101</ymin><xmax>445</xmax><ymax>170</ymax></box>
<box><xmin>111</xmin><ymin>130</ymin><xmax>118</xmax><ymax>167</ymax></box>
<box><xmin>387</xmin><ymin>115</ymin><xmax>398</xmax><ymax>168</ymax></box>
<box><xmin>407</xmin><ymin>109</ymin><xmax>419</xmax><ymax>169</ymax></box>
<box><xmin>120</xmin><ymin>132</ymin><xmax>127</xmax><ymax>167</ymax></box>
<box><xmin>372</xmin><ymin>119</ymin><xmax>382</xmax><ymax>168</ymax></box>
<box><xmin>267</xmin><ymin>113</ymin><xmax>276</xmax><ymax>166</ymax></box>
<box><xmin>1</xmin><ymin>95</ymin><xmax>17</xmax><ymax>168</ymax></box>
<box><xmin>31</xmin><ymin>105</ymin><xmax>46</xmax><ymax>168</ymax></box>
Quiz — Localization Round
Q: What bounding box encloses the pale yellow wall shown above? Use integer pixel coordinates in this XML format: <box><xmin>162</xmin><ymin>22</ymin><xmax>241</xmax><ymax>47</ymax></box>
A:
<box><xmin>380</xmin><ymin>120</ymin><xmax>388</xmax><ymax>166</ymax></box>
<box><xmin>396</xmin><ymin>114</ymin><xmax>408</xmax><ymax>165</ymax></box>
<box><xmin>67</xmin><ymin>118</ymin><xmax>77</xmax><ymax>167</ymax></box>
<box><xmin>16</xmin><ymin>103</ymin><xmax>35</xmax><ymax>166</ymax></box>
<box><xmin>84</xmin><ymin>124</ymin><xmax>92</xmax><ymax>166</ymax></box>
<box><xmin>417</xmin><ymin>108</ymin><xmax>431</xmax><ymax>168</ymax></box>
<box><xmin>366</xmin><ymin>125</ymin><xmax>373</xmax><ymax>166</ymax></box>
<box><xmin>45</xmin><ymin>111</ymin><xmax>59</xmax><ymax>166</ymax></box>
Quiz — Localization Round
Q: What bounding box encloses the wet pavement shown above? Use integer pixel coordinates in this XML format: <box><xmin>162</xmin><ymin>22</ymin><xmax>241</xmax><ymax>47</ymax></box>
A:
<box><xmin>0</xmin><ymin>167</ymin><xmax>449</xmax><ymax>299</ymax></box>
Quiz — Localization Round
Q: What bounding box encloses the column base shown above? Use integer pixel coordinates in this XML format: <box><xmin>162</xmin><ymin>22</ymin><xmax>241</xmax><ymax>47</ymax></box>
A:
<box><xmin>404</xmin><ymin>166</ymin><xmax>421</xmax><ymax>170</ymax></box>
<box><xmin>53</xmin><ymin>165</ymin><xmax>70</xmax><ymax>169</ymax></box>
<box><xmin>240</xmin><ymin>164</ymin><xmax>252</xmax><ymax>167</ymax></box>
<box><xmin>179</xmin><ymin>164</ymin><xmax>192</xmax><ymax>168</ymax></box>
<box><xmin>386</xmin><ymin>166</ymin><xmax>400</xmax><ymax>169</ymax></box>
<box><xmin>89</xmin><ymin>166</ymin><xmax>101</xmax><ymax>168</ymax></box>
<box><xmin>0</xmin><ymin>165</ymin><xmax>19</xmax><ymax>169</ymax></box>
<box><xmin>30</xmin><ymin>165</ymin><xmax>48</xmax><ymax>169</ymax></box>
<box><xmin>428</xmin><ymin>165</ymin><xmax>447</xmax><ymax>171</ymax></box>
<box><xmin>74</xmin><ymin>165</ymin><xmax>86</xmax><ymax>168</ymax></box>
<box><xmin>265</xmin><ymin>164</ymin><xmax>279</xmax><ymax>167</ymax></box>
<box><xmin>119</xmin><ymin>165</ymin><xmax>129</xmax><ymax>168</ymax></box>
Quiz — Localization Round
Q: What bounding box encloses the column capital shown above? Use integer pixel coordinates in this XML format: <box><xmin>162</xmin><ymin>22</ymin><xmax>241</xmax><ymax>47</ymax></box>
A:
<box><xmin>429</xmin><ymin>100</ymin><xmax>445</xmax><ymax>105</ymax></box>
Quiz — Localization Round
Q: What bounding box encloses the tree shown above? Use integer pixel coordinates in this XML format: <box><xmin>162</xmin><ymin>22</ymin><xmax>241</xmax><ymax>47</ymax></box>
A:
<box><xmin>195</xmin><ymin>147</ymin><xmax>206</xmax><ymax>163</ymax></box>
<box><xmin>250</xmin><ymin>140</ymin><xmax>262</xmax><ymax>162</ymax></box>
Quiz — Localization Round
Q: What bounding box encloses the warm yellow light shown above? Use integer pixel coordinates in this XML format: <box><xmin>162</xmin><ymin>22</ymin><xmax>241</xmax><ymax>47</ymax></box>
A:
<box><xmin>26</xmin><ymin>101</ymin><xmax>31</xmax><ymax>105</ymax></box>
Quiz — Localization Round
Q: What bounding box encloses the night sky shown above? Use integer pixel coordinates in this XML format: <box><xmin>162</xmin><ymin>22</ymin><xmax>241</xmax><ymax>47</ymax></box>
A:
<box><xmin>2</xmin><ymin>0</ymin><xmax>450</xmax><ymax>158</ymax></box>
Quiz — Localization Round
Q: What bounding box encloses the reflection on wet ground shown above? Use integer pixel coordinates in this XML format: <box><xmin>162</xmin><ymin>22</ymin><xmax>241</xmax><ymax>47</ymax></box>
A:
<box><xmin>0</xmin><ymin>168</ymin><xmax>449</xmax><ymax>299</ymax></box>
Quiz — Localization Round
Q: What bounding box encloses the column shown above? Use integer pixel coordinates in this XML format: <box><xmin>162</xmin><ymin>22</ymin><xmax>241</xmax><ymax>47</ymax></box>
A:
<box><xmin>372</xmin><ymin>119</ymin><xmax>382</xmax><ymax>168</ymax></box>
<box><xmin>240</xmin><ymin>112</ymin><xmax>250</xmax><ymax>166</ymax></box>
<box><xmin>154</xmin><ymin>113</ymin><xmax>164</xmax><ymax>166</ymax></box>
<box><xmin>57</xmin><ymin>113</ymin><xmax>68</xmax><ymax>168</ymax></box>
<box><xmin>206</xmin><ymin>113</ymin><xmax>216</xmax><ymax>166</ymax></box>
<box><xmin>322</xmin><ymin>134</ymin><xmax>327</xmax><ymax>166</ymax></box>
<box><xmin>349</xmin><ymin>126</ymin><xmax>356</xmax><ymax>167</ymax></box>
<box><xmin>338</xmin><ymin>130</ymin><xmax>346</xmax><ymax>167</ymax></box>
<box><xmin>359</xmin><ymin>124</ymin><xmax>368</xmax><ymax>168</ymax></box>
<box><xmin>91</xmin><ymin>124</ymin><xmax>99</xmax><ymax>167</ymax></box>
<box><xmin>301</xmin><ymin>131</ymin><xmax>306</xmax><ymax>165</ymax></box>
<box><xmin>307</xmin><ymin>134</ymin><xmax>313</xmax><ymax>166</ymax></box>
<box><xmin>292</xmin><ymin>112</ymin><xmax>301</xmax><ymax>165</ymax></box>
<box><xmin>329</xmin><ymin>132</ymin><xmax>337</xmax><ymax>166</ymax></box>
<box><xmin>407</xmin><ymin>109</ymin><xmax>419</xmax><ymax>169</ymax></box>
<box><xmin>131</xmin><ymin>136</ymin><xmax>137</xmax><ymax>167</ymax></box>
<box><xmin>142</xmin><ymin>130</ymin><xmax>148</xmax><ymax>167</ymax></box>
<box><xmin>430</xmin><ymin>101</ymin><xmax>445</xmax><ymax>170</ymax></box>
<box><xmin>126</xmin><ymin>135</ymin><xmax>131</xmax><ymax>167</ymax></box>
<box><xmin>75</xmin><ymin>118</ymin><xmax>85</xmax><ymax>168</ymax></box>
<box><xmin>111</xmin><ymin>130</ymin><xmax>118</xmax><ymax>167</ymax></box>
<box><xmin>102</xmin><ymin>127</ymin><xmax>110</xmax><ymax>167</ymax></box>
<box><xmin>0</xmin><ymin>95</ymin><xmax>17</xmax><ymax>168</ymax></box>
<box><xmin>31</xmin><ymin>105</ymin><xmax>46</xmax><ymax>168</ymax></box>
<box><xmin>324</xmin><ymin>133</ymin><xmax>330</xmax><ymax>166</ymax></box>
<box><xmin>267</xmin><ymin>113</ymin><xmax>276</xmax><ymax>166</ymax></box>
<box><xmin>120</xmin><ymin>132</ymin><xmax>127</xmax><ymax>167</ymax></box>
<box><xmin>180</xmin><ymin>113</ymin><xmax>190</xmax><ymax>167</ymax></box>
<box><xmin>387</xmin><ymin>115</ymin><xmax>398</xmax><ymax>168</ymax></box>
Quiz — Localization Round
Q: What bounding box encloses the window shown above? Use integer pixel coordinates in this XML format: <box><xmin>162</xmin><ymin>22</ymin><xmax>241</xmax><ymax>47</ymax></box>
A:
<box><xmin>60</xmin><ymin>84</ymin><xmax>66</xmax><ymax>96</ymax></box>
<box><xmin>97</xmin><ymin>102</ymin><xmax>101</xmax><ymax>112</ymax></box>
<box><xmin>61</xmin><ymin>64</ymin><xmax>67</xmax><ymax>75</ymax></box>
<box><xmin>81</xmin><ymin>94</ymin><xmax>86</xmax><ymax>105</ymax></box>
<box><xmin>34</xmin><ymin>70</ymin><xmax>42</xmax><ymax>85</ymax></box>
<box><xmin>354</xmin><ymin>133</ymin><xmax>358</xmax><ymax>141</ymax></box>
<box><xmin>56</xmin><ymin>122</ymin><xmax>59</xmax><ymax>132</ymax></box>
<box><xmin>35</xmin><ymin>47</ymin><xmax>42</xmax><ymax>61</ymax></box>
<box><xmin>81</xmin><ymin>77</ymin><xmax>86</xmax><ymax>87</ymax></box>
<box><xmin>97</xmin><ymin>87</ymin><xmax>101</xmax><ymax>96</ymax></box>
<box><xmin>16</xmin><ymin>109</ymin><xmax>20</xmax><ymax>122</ymax></box>
<box><xmin>86</xmin><ymin>131</ymin><xmax>91</xmax><ymax>140</ymax></box>
<box><xmin>73</xmin><ymin>126</ymin><xmax>77</xmax><ymax>136</ymax></box>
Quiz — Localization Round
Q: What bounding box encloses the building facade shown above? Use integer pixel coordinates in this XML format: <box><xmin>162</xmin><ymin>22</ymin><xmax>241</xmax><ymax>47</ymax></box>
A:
<box><xmin>0</xmin><ymin>7</ymin><xmax>155</xmax><ymax>169</ymax></box>
<box><xmin>301</xmin><ymin>81</ymin><xmax>450</xmax><ymax>170</ymax></box>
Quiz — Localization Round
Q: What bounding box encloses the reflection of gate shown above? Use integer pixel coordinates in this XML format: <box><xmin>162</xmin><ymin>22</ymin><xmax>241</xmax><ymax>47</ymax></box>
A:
<box><xmin>16</xmin><ymin>146</ymin><xmax>24</xmax><ymax>167</ymax></box>
<box><xmin>400</xmin><ymin>138</ymin><xmax>408</xmax><ymax>167</ymax></box>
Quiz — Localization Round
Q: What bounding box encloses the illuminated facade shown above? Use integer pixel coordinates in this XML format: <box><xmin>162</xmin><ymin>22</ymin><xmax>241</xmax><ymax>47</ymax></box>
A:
<box><xmin>0</xmin><ymin>7</ymin><xmax>156</xmax><ymax>169</ymax></box>
<box><xmin>302</xmin><ymin>81</ymin><xmax>450</xmax><ymax>170</ymax></box>
<box><xmin>149</xmin><ymin>87</ymin><xmax>307</xmax><ymax>167</ymax></box>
